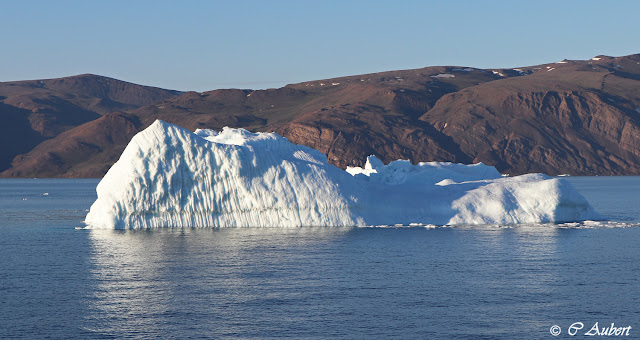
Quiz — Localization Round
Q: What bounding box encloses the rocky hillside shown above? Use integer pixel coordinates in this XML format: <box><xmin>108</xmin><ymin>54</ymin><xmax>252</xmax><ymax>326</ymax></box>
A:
<box><xmin>422</xmin><ymin>55</ymin><xmax>640</xmax><ymax>174</ymax></box>
<box><xmin>2</xmin><ymin>54</ymin><xmax>639</xmax><ymax>177</ymax></box>
<box><xmin>0</xmin><ymin>74</ymin><xmax>182</xmax><ymax>172</ymax></box>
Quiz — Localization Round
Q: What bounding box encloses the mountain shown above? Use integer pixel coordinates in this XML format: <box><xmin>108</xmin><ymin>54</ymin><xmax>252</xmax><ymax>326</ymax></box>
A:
<box><xmin>0</xmin><ymin>74</ymin><xmax>182</xmax><ymax>172</ymax></box>
<box><xmin>2</xmin><ymin>54</ymin><xmax>640</xmax><ymax>177</ymax></box>
<box><xmin>422</xmin><ymin>55</ymin><xmax>640</xmax><ymax>174</ymax></box>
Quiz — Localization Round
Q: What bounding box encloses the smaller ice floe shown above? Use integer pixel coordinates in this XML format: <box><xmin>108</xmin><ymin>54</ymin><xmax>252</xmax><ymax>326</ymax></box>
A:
<box><xmin>431</xmin><ymin>73</ymin><xmax>455</xmax><ymax>78</ymax></box>
<box><xmin>84</xmin><ymin>121</ymin><xmax>602</xmax><ymax>229</ymax></box>
<box><xmin>435</xmin><ymin>179</ymin><xmax>457</xmax><ymax>186</ymax></box>
<box><xmin>42</xmin><ymin>193</ymin><xmax>49</xmax><ymax>196</ymax></box>
<box><xmin>359</xmin><ymin>223</ymin><xmax>439</xmax><ymax>229</ymax></box>
<box><xmin>557</xmin><ymin>221</ymin><xmax>639</xmax><ymax>229</ymax></box>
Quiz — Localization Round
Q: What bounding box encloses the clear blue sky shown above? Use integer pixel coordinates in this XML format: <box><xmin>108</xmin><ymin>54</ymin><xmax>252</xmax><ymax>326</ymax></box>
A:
<box><xmin>1</xmin><ymin>0</ymin><xmax>638</xmax><ymax>92</ymax></box>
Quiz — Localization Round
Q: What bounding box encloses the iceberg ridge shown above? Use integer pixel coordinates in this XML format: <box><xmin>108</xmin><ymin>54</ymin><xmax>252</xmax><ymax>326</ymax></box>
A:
<box><xmin>84</xmin><ymin>120</ymin><xmax>601</xmax><ymax>229</ymax></box>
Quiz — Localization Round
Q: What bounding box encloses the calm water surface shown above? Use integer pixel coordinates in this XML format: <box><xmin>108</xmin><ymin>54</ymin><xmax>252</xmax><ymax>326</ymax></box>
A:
<box><xmin>1</xmin><ymin>177</ymin><xmax>639</xmax><ymax>339</ymax></box>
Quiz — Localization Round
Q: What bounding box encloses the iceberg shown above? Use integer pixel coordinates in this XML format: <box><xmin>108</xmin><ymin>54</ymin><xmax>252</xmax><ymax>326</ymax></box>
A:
<box><xmin>84</xmin><ymin>120</ymin><xmax>601</xmax><ymax>229</ymax></box>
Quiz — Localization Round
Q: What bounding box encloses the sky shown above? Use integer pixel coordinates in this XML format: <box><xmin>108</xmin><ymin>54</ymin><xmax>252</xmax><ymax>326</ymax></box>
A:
<box><xmin>1</xmin><ymin>0</ymin><xmax>638</xmax><ymax>92</ymax></box>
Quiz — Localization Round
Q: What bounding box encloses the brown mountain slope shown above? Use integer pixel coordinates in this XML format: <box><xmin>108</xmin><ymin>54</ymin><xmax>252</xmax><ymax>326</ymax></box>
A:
<box><xmin>275</xmin><ymin>103</ymin><xmax>471</xmax><ymax>167</ymax></box>
<box><xmin>0</xmin><ymin>74</ymin><xmax>182</xmax><ymax>171</ymax></box>
<box><xmin>1</xmin><ymin>66</ymin><xmax>501</xmax><ymax>177</ymax></box>
<box><xmin>421</xmin><ymin>54</ymin><xmax>640</xmax><ymax>175</ymax></box>
<box><xmin>2</xmin><ymin>53</ymin><xmax>640</xmax><ymax>178</ymax></box>
<box><xmin>4</xmin><ymin>112</ymin><xmax>142</xmax><ymax>178</ymax></box>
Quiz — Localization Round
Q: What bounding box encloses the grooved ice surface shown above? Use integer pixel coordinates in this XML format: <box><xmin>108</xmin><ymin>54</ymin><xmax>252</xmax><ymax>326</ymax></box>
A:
<box><xmin>84</xmin><ymin>120</ymin><xmax>600</xmax><ymax>229</ymax></box>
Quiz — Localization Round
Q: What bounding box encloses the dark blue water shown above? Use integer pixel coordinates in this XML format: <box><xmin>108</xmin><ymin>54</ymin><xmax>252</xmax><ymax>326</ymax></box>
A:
<box><xmin>1</xmin><ymin>178</ymin><xmax>639</xmax><ymax>339</ymax></box>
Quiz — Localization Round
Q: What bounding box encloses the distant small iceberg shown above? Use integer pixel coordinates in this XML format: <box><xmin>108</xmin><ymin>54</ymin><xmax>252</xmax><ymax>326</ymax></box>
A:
<box><xmin>84</xmin><ymin>120</ymin><xmax>601</xmax><ymax>229</ymax></box>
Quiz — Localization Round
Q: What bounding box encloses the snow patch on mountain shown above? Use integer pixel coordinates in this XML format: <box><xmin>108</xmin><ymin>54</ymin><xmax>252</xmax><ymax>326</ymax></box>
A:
<box><xmin>431</xmin><ymin>73</ymin><xmax>455</xmax><ymax>78</ymax></box>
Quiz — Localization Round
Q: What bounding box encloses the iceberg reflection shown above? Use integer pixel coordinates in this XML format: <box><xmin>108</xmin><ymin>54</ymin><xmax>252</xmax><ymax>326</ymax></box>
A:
<box><xmin>85</xmin><ymin>228</ymin><xmax>351</xmax><ymax>336</ymax></box>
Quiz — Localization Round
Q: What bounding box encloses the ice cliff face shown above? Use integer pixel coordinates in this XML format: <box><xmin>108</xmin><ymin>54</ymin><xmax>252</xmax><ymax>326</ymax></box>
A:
<box><xmin>84</xmin><ymin>120</ymin><xmax>600</xmax><ymax>229</ymax></box>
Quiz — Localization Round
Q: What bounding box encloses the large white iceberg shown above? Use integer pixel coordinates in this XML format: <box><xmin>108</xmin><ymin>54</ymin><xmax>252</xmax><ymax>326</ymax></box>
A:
<box><xmin>84</xmin><ymin>120</ymin><xmax>601</xmax><ymax>229</ymax></box>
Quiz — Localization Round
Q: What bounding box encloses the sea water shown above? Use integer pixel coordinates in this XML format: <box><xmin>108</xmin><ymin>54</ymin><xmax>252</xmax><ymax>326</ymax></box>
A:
<box><xmin>0</xmin><ymin>177</ymin><xmax>639</xmax><ymax>339</ymax></box>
